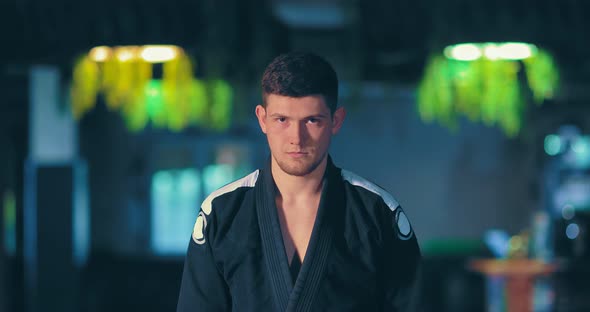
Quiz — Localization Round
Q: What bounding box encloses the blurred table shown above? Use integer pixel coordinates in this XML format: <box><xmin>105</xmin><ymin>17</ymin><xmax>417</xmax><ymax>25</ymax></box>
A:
<box><xmin>469</xmin><ymin>259</ymin><xmax>556</xmax><ymax>312</ymax></box>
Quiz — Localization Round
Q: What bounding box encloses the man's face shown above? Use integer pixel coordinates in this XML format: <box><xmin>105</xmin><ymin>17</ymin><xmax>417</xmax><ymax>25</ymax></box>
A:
<box><xmin>256</xmin><ymin>94</ymin><xmax>345</xmax><ymax>177</ymax></box>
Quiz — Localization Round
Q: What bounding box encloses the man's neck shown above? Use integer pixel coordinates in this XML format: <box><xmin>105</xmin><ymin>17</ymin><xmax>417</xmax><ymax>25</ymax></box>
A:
<box><xmin>271</xmin><ymin>157</ymin><xmax>327</xmax><ymax>201</ymax></box>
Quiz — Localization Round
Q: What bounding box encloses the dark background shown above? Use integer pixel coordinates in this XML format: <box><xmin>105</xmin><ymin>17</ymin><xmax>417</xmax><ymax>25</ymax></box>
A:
<box><xmin>2</xmin><ymin>0</ymin><xmax>590</xmax><ymax>311</ymax></box>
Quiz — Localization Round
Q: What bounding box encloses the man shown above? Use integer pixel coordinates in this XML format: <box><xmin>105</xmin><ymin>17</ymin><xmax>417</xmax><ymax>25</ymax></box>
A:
<box><xmin>177</xmin><ymin>52</ymin><xmax>421</xmax><ymax>311</ymax></box>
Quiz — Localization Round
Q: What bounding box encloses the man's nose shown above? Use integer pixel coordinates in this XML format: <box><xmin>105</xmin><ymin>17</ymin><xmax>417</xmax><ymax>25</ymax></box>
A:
<box><xmin>289</xmin><ymin>122</ymin><xmax>307</xmax><ymax>145</ymax></box>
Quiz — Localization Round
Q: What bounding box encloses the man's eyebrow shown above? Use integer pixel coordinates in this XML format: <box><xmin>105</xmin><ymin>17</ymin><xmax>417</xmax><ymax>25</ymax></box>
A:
<box><xmin>269</xmin><ymin>113</ymin><xmax>329</xmax><ymax>119</ymax></box>
<box><xmin>305</xmin><ymin>114</ymin><xmax>329</xmax><ymax>119</ymax></box>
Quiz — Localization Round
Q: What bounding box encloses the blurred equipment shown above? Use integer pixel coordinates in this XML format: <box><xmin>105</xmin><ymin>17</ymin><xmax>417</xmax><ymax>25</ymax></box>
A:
<box><xmin>542</xmin><ymin>124</ymin><xmax>590</xmax><ymax>311</ymax></box>
<box><xmin>24</xmin><ymin>66</ymin><xmax>90</xmax><ymax>312</ymax></box>
<box><xmin>544</xmin><ymin>125</ymin><xmax>590</xmax><ymax>260</ymax></box>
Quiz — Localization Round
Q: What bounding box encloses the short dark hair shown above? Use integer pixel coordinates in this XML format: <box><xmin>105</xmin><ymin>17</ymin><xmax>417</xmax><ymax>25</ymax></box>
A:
<box><xmin>261</xmin><ymin>52</ymin><xmax>338</xmax><ymax>114</ymax></box>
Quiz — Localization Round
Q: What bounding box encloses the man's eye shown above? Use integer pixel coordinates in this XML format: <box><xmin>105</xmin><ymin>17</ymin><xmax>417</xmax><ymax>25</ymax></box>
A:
<box><xmin>276</xmin><ymin>117</ymin><xmax>286</xmax><ymax>123</ymax></box>
<box><xmin>307</xmin><ymin>118</ymin><xmax>319</xmax><ymax>124</ymax></box>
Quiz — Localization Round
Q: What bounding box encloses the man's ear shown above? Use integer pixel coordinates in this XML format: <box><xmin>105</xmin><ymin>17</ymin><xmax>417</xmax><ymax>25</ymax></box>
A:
<box><xmin>255</xmin><ymin>105</ymin><xmax>268</xmax><ymax>134</ymax></box>
<box><xmin>331</xmin><ymin>106</ymin><xmax>346</xmax><ymax>135</ymax></box>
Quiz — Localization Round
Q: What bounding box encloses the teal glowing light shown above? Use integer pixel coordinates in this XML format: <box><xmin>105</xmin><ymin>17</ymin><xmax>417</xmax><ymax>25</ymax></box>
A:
<box><xmin>544</xmin><ymin>134</ymin><xmax>562</xmax><ymax>156</ymax></box>
<box><xmin>571</xmin><ymin>136</ymin><xmax>590</xmax><ymax>154</ymax></box>
<box><xmin>571</xmin><ymin>136</ymin><xmax>590</xmax><ymax>168</ymax></box>
<box><xmin>151</xmin><ymin>168</ymin><xmax>201</xmax><ymax>255</ymax></box>
<box><xmin>153</xmin><ymin>171</ymin><xmax>173</xmax><ymax>194</ymax></box>
<box><xmin>178</xmin><ymin>170</ymin><xmax>200</xmax><ymax>196</ymax></box>
<box><xmin>203</xmin><ymin>164</ymin><xmax>235</xmax><ymax>196</ymax></box>
<box><xmin>561</xmin><ymin>204</ymin><xmax>575</xmax><ymax>220</ymax></box>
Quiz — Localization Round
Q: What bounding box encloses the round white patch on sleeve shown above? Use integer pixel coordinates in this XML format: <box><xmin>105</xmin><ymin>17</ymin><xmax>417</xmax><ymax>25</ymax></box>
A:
<box><xmin>396</xmin><ymin>210</ymin><xmax>413</xmax><ymax>240</ymax></box>
<box><xmin>192</xmin><ymin>212</ymin><xmax>207</xmax><ymax>245</ymax></box>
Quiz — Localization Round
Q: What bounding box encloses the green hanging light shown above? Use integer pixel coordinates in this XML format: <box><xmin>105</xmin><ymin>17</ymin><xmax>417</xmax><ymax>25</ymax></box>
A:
<box><xmin>418</xmin><ymin>42</ymin><xmax>559</xmax><ymax>137</ymax></box>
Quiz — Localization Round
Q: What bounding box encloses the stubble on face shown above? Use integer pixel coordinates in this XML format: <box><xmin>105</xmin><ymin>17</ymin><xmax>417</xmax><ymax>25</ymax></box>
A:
<box><xmin>273</xmin><ymin>149</ymin><xmax>328</xmax><ymax>177</ymax></box>
<box><xmin>259</xmin><ymin>94</ymin><xmax>338</xmax><ymax>178</ymax></box>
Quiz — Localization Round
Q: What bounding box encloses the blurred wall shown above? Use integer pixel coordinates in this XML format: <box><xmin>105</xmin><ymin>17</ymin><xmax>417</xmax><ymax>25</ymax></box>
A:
<box><xmin>80</xmin><ymin>82</ymin><xmax>542</xmax><ymax>253</ymax></box>
<box><xmin>331</xmin><ymin>83</ymin><xmax>539</xmax><ymax>242</ymax></box>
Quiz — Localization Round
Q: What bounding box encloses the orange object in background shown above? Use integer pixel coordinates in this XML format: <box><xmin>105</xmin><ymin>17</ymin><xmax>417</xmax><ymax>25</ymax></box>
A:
<box><xmin>469</xmin><ymin>259</ymin><xmax>556</xmax><ymax>312</ymax></box>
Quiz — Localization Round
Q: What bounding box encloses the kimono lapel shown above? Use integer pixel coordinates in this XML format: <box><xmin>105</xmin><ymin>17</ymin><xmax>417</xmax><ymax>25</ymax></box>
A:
<box><xmin>287</xmin><ymin>160</ymin><xmax>342</xmax><ymax>312</ymax></box>
<box><xmin>256</xmin><ymin>157</ymin><xmax>342</xmax><ymax>312</ymax></box>
<box><xmin>256</xmin><ymin>163</ymin><xmax>292</xmax><ymax>311</ymax></box>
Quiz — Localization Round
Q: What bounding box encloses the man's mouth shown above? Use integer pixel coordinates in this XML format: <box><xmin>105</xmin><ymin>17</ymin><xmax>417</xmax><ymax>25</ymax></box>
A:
<box><xmin>286</xmin><ymin>151</ymin><xmax>308</xmax><ymax>157</ymax></box>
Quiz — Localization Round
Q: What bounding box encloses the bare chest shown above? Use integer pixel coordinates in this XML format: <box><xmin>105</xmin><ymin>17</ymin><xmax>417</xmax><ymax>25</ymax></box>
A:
<box><xmin>277</xmin><ymin>202</ymin><xmax>319</xmax><ymax>263</ymax></box>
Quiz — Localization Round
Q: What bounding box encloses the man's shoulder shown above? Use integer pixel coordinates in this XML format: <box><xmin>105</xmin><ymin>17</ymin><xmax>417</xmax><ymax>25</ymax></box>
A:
<box><xmin>192</xmin><ymin>170</ymin><xmax>259</xmax><ymax>245</ymax></box>
<box><xmin>339</xmin><ymin>169</ymin><xmax>400</xmax><ymax>212</ymax></box>
<box><xmin>339</xmin><ymin>169</ymin><xmax>417</xmax><ymax>242</ymax></box>
<box><xmin>200</xmin><ymin>169</ymin><xmax>260</xmax><ymax>216</ymax></box>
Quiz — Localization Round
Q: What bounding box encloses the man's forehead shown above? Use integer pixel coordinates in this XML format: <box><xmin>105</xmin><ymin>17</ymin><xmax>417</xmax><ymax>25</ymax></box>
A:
<box><xmin>265</xmin><ymin>94</ymin><xmax>330</xmax><ymax>112</ymax></box>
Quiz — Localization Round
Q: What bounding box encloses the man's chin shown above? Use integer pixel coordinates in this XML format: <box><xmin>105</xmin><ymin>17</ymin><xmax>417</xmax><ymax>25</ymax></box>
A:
<box><xmin>276</xmin><ymin>157</ymin><xmax>323</xmax><ymax>177</ymax></box>
<box><xmin>279</xmin><ymin>164</ymin><xmax>313</xmax><ymax>177</ymax></box>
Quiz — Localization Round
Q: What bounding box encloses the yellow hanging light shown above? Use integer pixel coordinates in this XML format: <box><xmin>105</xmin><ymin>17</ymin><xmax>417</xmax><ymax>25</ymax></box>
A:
<box><xmin>70</xmin><ymin>45</ymin><xmax>233</xmax><ymax>132</ymax></box>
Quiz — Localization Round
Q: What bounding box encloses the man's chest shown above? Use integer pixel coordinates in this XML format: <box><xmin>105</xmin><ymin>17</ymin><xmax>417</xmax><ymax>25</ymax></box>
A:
<box><xmin>279</xmin><ymin>203</ymin><xmax>318</xmax><ymax>263</ymax></box>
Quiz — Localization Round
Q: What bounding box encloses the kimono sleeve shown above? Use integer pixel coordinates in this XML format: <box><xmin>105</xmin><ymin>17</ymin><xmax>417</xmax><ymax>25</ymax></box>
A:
<box><xmin>177</xmin><ymin>211</ymin><xmax>231</xmax><ymax>312</ymax></box>
<box><xmin>381</xmin><ymin>205</ymin><xmax>422</xmax><ymax>312</ymax></box>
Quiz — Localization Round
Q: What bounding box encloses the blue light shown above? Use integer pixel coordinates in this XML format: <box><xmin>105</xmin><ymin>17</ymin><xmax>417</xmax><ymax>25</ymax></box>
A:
<box><xmin>566</xmin><ymin>223</ymin><xmax>580</xmax><ymax>240</ymax></box>
<box><xmin>484</xmin><ymin>229</ymin><xmax>511</xmax><ymax>258</ymax></box>
<box><xmin>561</xmin><ymin>204</ymin><xmax>575</xmax><ymax>220</ymax></box>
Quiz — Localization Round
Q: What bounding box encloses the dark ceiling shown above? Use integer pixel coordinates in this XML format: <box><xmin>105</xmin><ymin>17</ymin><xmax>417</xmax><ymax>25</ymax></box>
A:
<box><xmin>1</xmin><ymin>0</ymin><xmax>590</xmax><ymax>84</ymax></box>
<box><xmin>1</xmin><ymin>0</ymin><xmax>590</xmax><ymax>147</ymax></box>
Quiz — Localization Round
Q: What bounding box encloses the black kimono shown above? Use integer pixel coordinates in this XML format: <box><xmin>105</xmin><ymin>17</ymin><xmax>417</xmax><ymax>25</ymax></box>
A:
<box><xmin>177</xmin><ymin>157</ymin><xmax>421</xmax><ymax>312</ymax></box>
